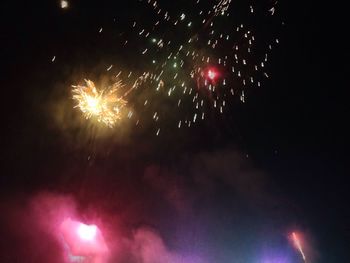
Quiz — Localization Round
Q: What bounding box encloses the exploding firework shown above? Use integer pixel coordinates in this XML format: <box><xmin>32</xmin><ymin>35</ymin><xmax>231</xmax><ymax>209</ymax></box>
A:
<box><xmin>72</xmin><ymin>79</ymin><xmax>127</xmax><ymax>128</ymax></box>
<box><xmin>66</xmin><ymin>0</ymin><xmax>281</xmax><ymax>134</ymax></box>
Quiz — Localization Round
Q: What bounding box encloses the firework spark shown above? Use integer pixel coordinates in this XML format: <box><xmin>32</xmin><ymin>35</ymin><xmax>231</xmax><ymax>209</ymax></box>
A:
<box><xmin>120</xmin><ymin>0</ymin><xmax>281</xmax><ymax>132</ymax></box>
<box><xmin>292</xmin><ymin>232</ymin><xmax>307</xmax><ymax>262</ymax></box>
<box><xmin>72</xmin><ymin>79</ymin><xmax>127</xmax><ymax>128</ymax></box>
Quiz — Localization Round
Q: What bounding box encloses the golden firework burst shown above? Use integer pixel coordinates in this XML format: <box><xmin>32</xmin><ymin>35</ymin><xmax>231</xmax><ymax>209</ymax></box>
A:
<box><xmin>72</xmin><ymin>79</ymin><xmax>127</xmax><ymax>127</ymax></box>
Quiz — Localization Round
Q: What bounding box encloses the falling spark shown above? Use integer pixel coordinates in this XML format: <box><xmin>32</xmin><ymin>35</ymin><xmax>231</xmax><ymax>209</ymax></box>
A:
<box><xmin>292</xmin><ymin>232</ymin><xmax>307</xmax><ymax>262</ymax></box>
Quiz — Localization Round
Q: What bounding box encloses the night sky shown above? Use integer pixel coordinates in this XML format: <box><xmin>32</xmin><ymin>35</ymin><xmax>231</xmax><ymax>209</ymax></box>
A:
<box><xmin>0</xmin><ymin>1</ymin><xmax>348</xmax><ymax>263</ymax></box>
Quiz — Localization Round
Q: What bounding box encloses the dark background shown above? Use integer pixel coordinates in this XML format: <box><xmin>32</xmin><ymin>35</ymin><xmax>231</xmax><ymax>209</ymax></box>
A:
<box><xmin>0</xmin><ymin>1</ymin><xmax>348</xmax><ymax>262</ymax></box>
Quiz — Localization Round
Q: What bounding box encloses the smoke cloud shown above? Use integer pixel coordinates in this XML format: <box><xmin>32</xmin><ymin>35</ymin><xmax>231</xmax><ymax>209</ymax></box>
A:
<box><xmin>0</xmin><ymin>149</ymin><xmax>309</xmax><ymax>262</ymax></box>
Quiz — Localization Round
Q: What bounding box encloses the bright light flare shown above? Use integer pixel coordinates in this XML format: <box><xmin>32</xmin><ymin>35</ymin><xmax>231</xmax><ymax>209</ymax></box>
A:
<box><xmin>292</xmin><ymin>232</ymin><xmax>307</xmax><ymax>262</ymax></box>
<box><xmin>77</xmin><ymin>223</ymin><xmax>97</xmax><ymax>241</ymax></box>
<box><xmin>60</xmin><ymin>218</ymin><xmax>108</xmax><ymax>260</ymax></box>
<box><xmin>207</xmin><ymin>68</ymin><xmax>219</xmax><ymax>81</ymax></box>
<box><xmin>72</xmin><ymin>79</ymin><xmax>127</xmax><ymax>127</ymax></box>
<box><xmin>60</xmin><ymin>0</ymin><xmax>69</xmax><ymax>9</ymax></box>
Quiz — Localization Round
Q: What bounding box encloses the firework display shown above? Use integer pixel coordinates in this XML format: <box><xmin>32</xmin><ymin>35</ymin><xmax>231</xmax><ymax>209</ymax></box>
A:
<box><xmin>0</xmin><ymin>0</ymin><xmax>338</xmax><ymax>262</ymax></box>
<box><xmin>70</xmin><ymin>0</ymin><xmax>281</xmax><ymax>132</ymax></box>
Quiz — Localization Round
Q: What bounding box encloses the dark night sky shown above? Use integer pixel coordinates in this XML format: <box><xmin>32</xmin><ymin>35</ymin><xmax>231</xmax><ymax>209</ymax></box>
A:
<box><xmin>0</xmin><ymin>1</ymin><xmax>348</xmax><ymax>262</ymax></box>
